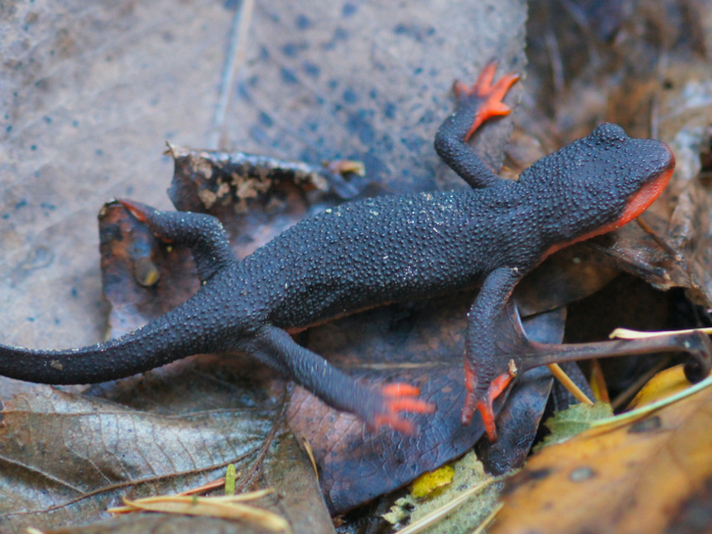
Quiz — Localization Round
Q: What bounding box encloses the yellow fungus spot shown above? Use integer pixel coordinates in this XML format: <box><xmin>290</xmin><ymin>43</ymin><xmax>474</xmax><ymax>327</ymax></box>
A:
<box><xmin>410</xmin><ymin>465</ymin><xmax>455</xmax><ymax>498</ymax></box>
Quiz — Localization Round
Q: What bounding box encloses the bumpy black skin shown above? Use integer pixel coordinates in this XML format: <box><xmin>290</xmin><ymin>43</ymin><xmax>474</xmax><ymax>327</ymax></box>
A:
<box><xmin>0</xmin><ymin>78</ymin><xmax>674</xmax><ymax>432</ymax></box>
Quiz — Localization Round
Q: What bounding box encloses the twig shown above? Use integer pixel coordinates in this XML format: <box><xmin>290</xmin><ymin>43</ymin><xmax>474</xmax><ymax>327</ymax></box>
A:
<box><xmin>209</xmin><ymin>0</ymin><xmax>256</xmax><ymax>149</ymax></box>
<box><xmin>547</xmin><ymin>363</ymin><xmax>594</xmax><ymax>405</ymax></box>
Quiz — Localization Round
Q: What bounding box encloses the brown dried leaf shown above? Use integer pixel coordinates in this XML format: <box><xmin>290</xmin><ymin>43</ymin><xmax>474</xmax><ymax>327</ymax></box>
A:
<box><xmin>0</xmin><ymin>364</ymin><xmax>332</xmax><ymax>534</ymax></box>
<box><xmin>166</xmin><ymin>147</ymin><xmax>361</xmax><ymax>260</ymax></box>
<box><xmin>0</xmin><ymin>376</ymin><xmax>274</xmax><ymax>532</ymax></box>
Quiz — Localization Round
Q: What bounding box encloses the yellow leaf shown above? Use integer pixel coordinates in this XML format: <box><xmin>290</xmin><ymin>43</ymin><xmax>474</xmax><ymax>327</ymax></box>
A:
<box><xmin>490</xmin><ymin>379</ymin><xmax>712</xmax><ymax>534</ymax></box>
<box><xmin>627</xmin><ymin>364</ymin><xmax>692</xmax><ymax>409</ymax></box>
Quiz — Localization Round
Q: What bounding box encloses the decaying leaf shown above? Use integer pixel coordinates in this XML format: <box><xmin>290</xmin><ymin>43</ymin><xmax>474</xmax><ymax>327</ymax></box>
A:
<box><xmin>383</xmin><ymin>451</ymin><xmax>502</xmax><ymax>534</ymax></box>
<box><xmin>167</xmin><ymin>146</ymin><xmax>367</xmax><ymax>260</ymax></box>
<box><xmin>0</xmin><ymin>361</ymin><xmax>332</xmax><ymax>534</ymax></box>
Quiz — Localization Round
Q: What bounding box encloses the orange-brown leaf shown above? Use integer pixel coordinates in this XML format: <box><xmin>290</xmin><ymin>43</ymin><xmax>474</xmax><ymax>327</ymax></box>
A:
<box><xmin>491</xmin><ymin>382</ymin><xmax>712</xmax><ymax>534</ymax></box>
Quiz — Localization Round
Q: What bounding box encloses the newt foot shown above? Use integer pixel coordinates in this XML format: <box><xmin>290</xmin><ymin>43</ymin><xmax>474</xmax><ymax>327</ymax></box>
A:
<box><xmin>117</xmin><ymin>199</ymin><xmax>176</xmax><ymax>244</ymax></box>
<box><xmin>117</xmin><ymin>198</ymin><xmax>153</xmax><ymax>222</ymax></box>
<box><xmin>371</xmin><ymin>383</ymin><xmax>435</xmax><ymax>434</ymax></box>
<box><xmin>461</xmin><ymin>360</ymin><xmax>518</xmax><ymax>441</ymax></box>
<box><xmin>454</xmin><ymin>59</ymin><xmax>520</xmax><ymax>141</ymax></box>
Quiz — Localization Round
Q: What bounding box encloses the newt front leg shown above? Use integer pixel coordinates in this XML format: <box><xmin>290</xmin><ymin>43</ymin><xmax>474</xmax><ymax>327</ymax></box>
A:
<box><xmin>434</xmin><ymin>61</ymin><xmax>523</xmax><ymax>440</ymax></box>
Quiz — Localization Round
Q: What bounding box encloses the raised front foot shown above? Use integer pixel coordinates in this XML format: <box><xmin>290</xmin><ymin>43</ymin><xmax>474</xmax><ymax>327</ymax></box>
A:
<box><xmin>454</xmin><ymin>59</ymin><xmax>520</xmax><ymax>141</ymax></box>
<box><xmin>434</xmin><ymin>60</ymin><xmax>521</xmax><ymax>189</ymax></box>
<box><xmin>370</xmin><ymin>383</ymin><xmax>435</xmax><ymax>434</ymax></box>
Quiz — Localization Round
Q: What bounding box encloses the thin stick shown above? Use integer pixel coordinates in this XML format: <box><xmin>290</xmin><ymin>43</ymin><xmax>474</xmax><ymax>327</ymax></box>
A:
<box><xmin>547</xmin><ymin>363</ymin><xmax>594</xmax><ymax>405</ymax></box>
<box><xmin>209</xmin><ymin>0</ymin><xmax>256</xmax><ymax>149</ymax></box>
<box><xmin>611</xmin><ymin>326</ymin><xmax>712</xmax><ymax>339</ymax></box>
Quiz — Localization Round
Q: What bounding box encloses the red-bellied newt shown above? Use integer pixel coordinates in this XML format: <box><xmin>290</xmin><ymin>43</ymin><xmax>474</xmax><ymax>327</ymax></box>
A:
<box><xmin>0</xmin><ymin>61</ymin><xmax>678</xmax><ymax>440</ymax></box>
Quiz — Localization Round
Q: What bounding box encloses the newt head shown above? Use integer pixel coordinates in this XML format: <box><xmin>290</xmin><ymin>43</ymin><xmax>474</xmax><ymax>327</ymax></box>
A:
<box><xmin>521</xmin><ymin>123</ymin><xmax>676</xmax><ymax>258</ymax></box>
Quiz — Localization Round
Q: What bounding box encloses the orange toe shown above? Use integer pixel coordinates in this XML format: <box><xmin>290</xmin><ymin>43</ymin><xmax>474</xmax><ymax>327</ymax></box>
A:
<box><xmin>117</xmin><ymin>199</ymin><xmax>150</xmax><ymax>222</ymax></box>
<box><xmin>382</xmin><ymin>383</ymin><xmax>421</xmax><ymax>397</ymax></box>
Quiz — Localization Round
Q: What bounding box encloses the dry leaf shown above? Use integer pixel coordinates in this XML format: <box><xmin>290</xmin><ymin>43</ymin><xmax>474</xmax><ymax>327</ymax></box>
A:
<box><xmin>491</xmin><ymin>380</ymin><xmax>712</xmax><ymax>533</ymax></box>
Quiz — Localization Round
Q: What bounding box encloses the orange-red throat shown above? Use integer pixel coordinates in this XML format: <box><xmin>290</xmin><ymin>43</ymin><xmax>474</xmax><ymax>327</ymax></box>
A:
<box><xmin>544</xmin><ymin>146</ymin><xmax>675</xmax><ymax>259</ymax></box>
<box><xmin>612</xmin><ymin>149</ymin><xmax>675</xmax><ymax>228</ymax></box>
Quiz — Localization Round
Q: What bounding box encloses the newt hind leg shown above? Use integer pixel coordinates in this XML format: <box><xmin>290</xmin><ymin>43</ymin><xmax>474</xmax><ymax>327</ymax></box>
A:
<box><xmin>117</xmin><ymin>199</ymin><xmax>236</xmax><ymax>282</ymax></box>
<box><xmin>434</xmin><ymin>60</ymin><xmax>520</xmax><ymax>189</ymax></box>
<box><xmin>250</xmin><ymin>325</ymin><xmax>434</xmax><ymax>434</ymax></box>
<box><xmin>462</xmin><ymin>267</ymin><xmax>522</xmax><ymax>441</ymax></box>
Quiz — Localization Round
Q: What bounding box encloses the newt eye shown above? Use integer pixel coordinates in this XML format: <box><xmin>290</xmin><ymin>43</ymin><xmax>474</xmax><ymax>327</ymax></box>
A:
<box><xmin>593</xmin><ymin>123</ymin><xmax>627</xmax><ymax>143</ymax></box>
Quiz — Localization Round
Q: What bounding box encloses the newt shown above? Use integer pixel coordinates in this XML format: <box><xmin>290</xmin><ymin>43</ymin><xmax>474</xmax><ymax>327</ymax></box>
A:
<box><xmin>0</xmin><ymin>61</ymin><xmax>677</xmax><ymax>440</ymax></box>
